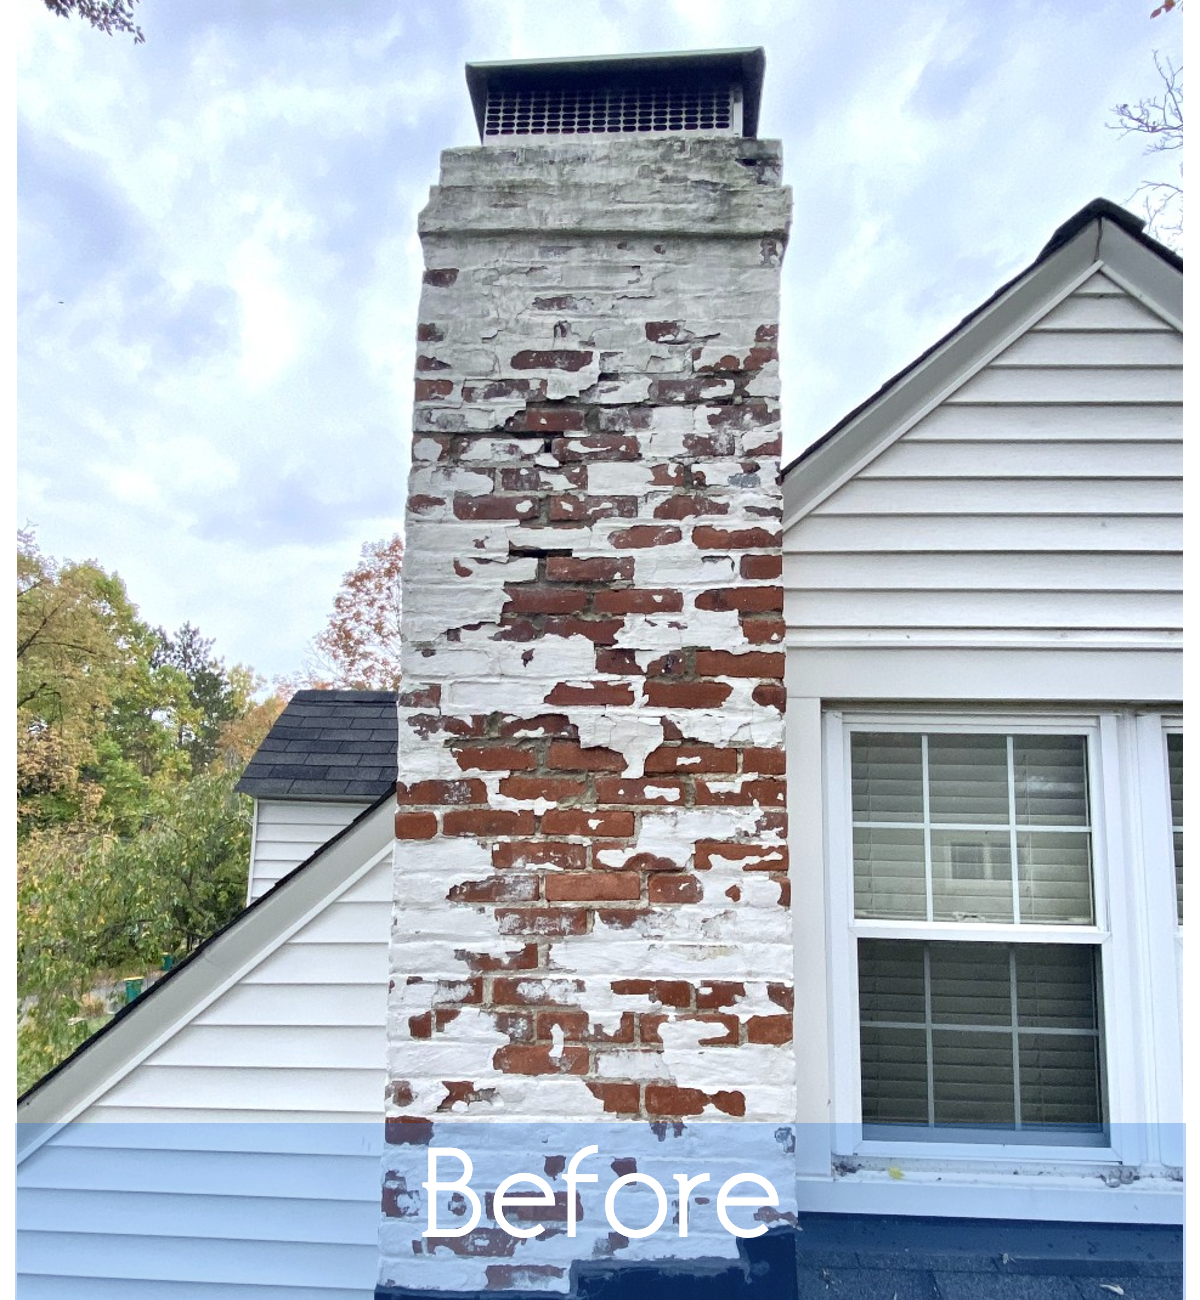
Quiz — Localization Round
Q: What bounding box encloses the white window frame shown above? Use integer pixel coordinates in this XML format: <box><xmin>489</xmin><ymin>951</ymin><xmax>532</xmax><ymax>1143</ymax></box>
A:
<box><xmin>824</xmin><ymin>707</ymin><xmax>1182</xmax><ymax>1177</ymax></box>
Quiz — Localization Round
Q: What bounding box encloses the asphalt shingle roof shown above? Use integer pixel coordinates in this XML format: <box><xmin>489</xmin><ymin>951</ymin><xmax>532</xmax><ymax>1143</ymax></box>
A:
<box><xmin>235</xmin><ymin>689</ymin><xmax>398</xmax><ymax>801</ymax></box>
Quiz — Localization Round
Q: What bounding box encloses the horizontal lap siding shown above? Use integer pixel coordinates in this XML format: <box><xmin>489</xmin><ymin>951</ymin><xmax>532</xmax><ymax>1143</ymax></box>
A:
<box><xmin>249</xmin><ymin>800</ymin><xmax>370</xmax><ymax>900</ymax></box>
<box><xmin>786</xmin><ymin>271</ymin><xmax>1182</xmax><ymax>649</ymax></box>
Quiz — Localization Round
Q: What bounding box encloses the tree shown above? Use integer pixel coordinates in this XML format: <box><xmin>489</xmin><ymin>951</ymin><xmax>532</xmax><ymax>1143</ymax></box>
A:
<box><xmin>304</xmin><ymin>534</ymin><xmax>405</xmax><ymax>690</ymax></box>
<box><xmin>42</xmin><ymin>0</ymin><xmax>144</xmax><ymax>43</ymax></box>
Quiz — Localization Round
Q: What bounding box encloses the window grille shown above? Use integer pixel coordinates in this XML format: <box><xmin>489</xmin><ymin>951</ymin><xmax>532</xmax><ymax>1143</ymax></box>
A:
<box><xmin>482</xmin><ymin>82</ymin><xmax>736</xmax><ymax>139</ymax></box>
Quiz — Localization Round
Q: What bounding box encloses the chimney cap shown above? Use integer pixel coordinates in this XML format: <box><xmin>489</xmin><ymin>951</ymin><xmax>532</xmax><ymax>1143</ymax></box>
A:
<box><xmin>464</xmin><ymin>47</ymin><xmax>766</xmax><ymax>144</ymax></box>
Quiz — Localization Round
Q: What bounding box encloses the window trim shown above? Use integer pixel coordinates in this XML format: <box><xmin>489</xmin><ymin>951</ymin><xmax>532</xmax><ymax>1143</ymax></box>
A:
<box><xmin>824</xmin><ymin>707</ymin><xmax>1179</xmax><ymax>1173</ymax></box>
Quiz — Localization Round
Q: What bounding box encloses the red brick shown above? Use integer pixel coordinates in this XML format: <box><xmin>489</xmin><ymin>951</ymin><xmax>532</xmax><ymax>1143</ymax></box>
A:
<box><xmin>610</xmin><ymin>524</ymin><xmax>682</xmax><ymax>548</ymax></box>
<box><xmin>455</xmin><ymin>943</ymin><xmax>540</xmax><ymax>972</ymax></box>
<box><xmin>768</xmin><ymin>983</ymin><xmax>795</xmax><ymax>1011</ymax></box>
<box><xmin>695</xmin><ymin>650</ymin><xmax>785</xmax><ymax>678</ymax></box>
<box><xmin>552</xmin><ymin>433</ymin><xmax>640</xmax><ymax>462</ymax></box>
<box><xmin>510</xmin><ymin>349</ymin><xmax>594</xmax><ymax>371</ymax></box>
<box><xmin>612</xmin><ymin>979</ymin><xmax>693</xmax><ymax>1007</ymax></box>
<box><xmin>493</xmin><ymin>1044</ymin><xmax>590</xmax><ymax>1074</ymax></box>
<box><xmin>503</xmin><ymin>586</ymin><xmax>590</xmax><ymax>614</ymax></box>
<box><xmin>408</xmin><ymin>1012</ymin><xmax>432</xmax><ymax>1039</ymax></box>
<box><xmin>416</xmin><ymin>322</ymin><xmax>444</xmax><ymax>342</ymax></box>
<box><xmin>493</xmin><ymin>840</ymin><xmax>587</xmax><ymax>870</ymax></box>
<box><xmin>492</xmin><ymin>977</ymin><xmax>585</xmax><ymax>1006</ymax></box>
<box><xmin>644</xmin><ymin>320</ymin><xmax>682</xmax><ymax>342</ymax></box>
<box><xmin>594</xmin><ymin>588</ymin><xmax>683</xmax><ymax>614</ymax></box>
<box><xmin>543</xmin><ymin>616</ymin><xmax>625</xmax><ymax>644</ymax></box>
<box><xmin>594</xmin><ymin>778</ymin><xmax>687</xmax><ymax>805</ymax></box>
<box><xmin>544</xmin><ymin>681</ymin><xmax>636</xmax><ymax>707</ymax></box>
<box><xmin>741</xmin><ymin>615</ymin><xmax>786</xmax><ymax>645</ymax></box>
<box><xmin>395</xmin><ymin>811</ymin><xmax>438</xmax><ymax>840</ymax></box>
<box><xmin>397</xmin><ymin>778</ymin><xmax>486</xmax><ymax>805</ymax></box>
<box><xmin>443</xmin><ymin>808</ymin><xmax>536</xmax><ymax>837</ymax></box>
<box><xmin>740</xmin><ymin>553</ymin><xmax>783</xmax><ymax>580</ymax></box>
<box><xmin>644</xmin><ymin>1085</ymin><xmax>710</xmax><ymax>1117</ymax></box>
<box><xmin>692</xmin><ymin>525</ymin><xmax>782</xmax><ymax>550</ymax></box>
<box><xmin>507</xmin><ymin>406</ymin><xmax>587</xmax><ymax>433</ymax></box>
<box><xmin>541</xmin><ymin>809</ymin><xmax>635</xmax><ymax>837</ymax></box>
<box><xmin>548</xmin><ymin>741</ymin><xmax>626</xmax><ymax>772</ymax></box>
<box><xmin>493</xmin><ymin>1009</ymin><xmax>536</xmax><ymax>1043</ymax></box>
<box><xmin>461</xmin><ymin>378</ymin><xmax>545</xmax><ymax>401</ymax></box>
<box><xmin>695</xmin><ymin>777</ymin><xmax>787</xmax><ymax>807</ymax></box>
<box><xmin>652</xmin><ymin>494</ymin><xmax>729</xmax><ymax>519</ymax></box>
<box><xmin>594</xmin><ymin>648</ymin><xmax>643</xmax><ymax>675</ymax></box>
<box><xmin>643</xmin><ymin>680</ymin><xmax>732</xmax><ymax>709</ymax></box>
<box><xmin>415</xmin><ymin>354</ymin><xmax>451</xmax><ymax>371</ymax></box>
<box><xmin>423</xmin><ymin>268</ymin><xmax>459</xmax><ymax>286</ymax></box>
<box><xmin>747</xmin><ymin>1015</ymin><xmax>793</xmax><ymax>1045</ymax></box>
<box><xmin>408</xmin><ymin>494</ymin><xmax>446</xmax><ymax>513</ymax></box>
<box><xmin>545</xmin><ymin>555</ymin><xmax>635</xmax><ymax>582</ymax></box>
<box><xmin>694</xmin><ymin>841</ymin><xmax>788</xmax><ymax>872</ymax></box>
<box><xmin>624</xmin><ymin>852</ymin><xmax>684</xmax><ymax>873</ymax></box>
<box><xmin>398</xmin><ymin>684</ymin><xmax>441</xmax><ymax>709</ymax></box>
<box><xmin>499</xmin><ymin>713</ymin><xmax>576</xmax><ymax>739</ymax></box>
<box><xmin>414</xmin><ymin>378</ymin><xmax>454</xmax><ymax>400</ymax></box>
<box><xmin>453</xmin><ymin>745</ymin><xmax>537</xmax><ymax>772</ymax></box>
<box><xmin>695</xmin><ymin>1014</ymin><xmax>741</xmax><ymax>1046</ymax></box>
<box><xmin>497</xmin><ymin>775</ymin><xmax>587</xmax><ymax>801</ymax></box>
<box><xmin>545</xmin><ymin>872</ymin><xmax>641</xmax><ymax>902</ymax></box>
<box><xmin>644</xmin><ymin>745</ymin><xmax>737</xmax><ymax>775</ymax></box>
<box><xmin>741</xmin><ymin>747</ymin><xmax>786</xmax><ymax>774</ymax></box>
<box><xmin>753</xmin><ymin>683</ymin><xmax>787</xmax><ymax>711</ymax></box>
<box><xmin>696</xmin><ymin>981</ymin><xmax>746</xmax><ymax>1010</ymax></box>
<box><xmin>453</xmin><ymin>495</ymin><xmax>540</xmax><ymax>521</ymax></box>
<box><xmin>448</xmin><ymin>874</ymin><xmax>539</xmax><ymax>905</ymax></box>
<box><xmin>649</xmin><ymin>376</ymin><xmax>735</xmax><ymax>402</ymax></box>
<box><xmin>648</xmin><ymin>873</ymin><xmax>702</xmax><ymax>904</ymax></box>
<box><xmin>755</xmin><ymin>324</ymin><xmax>778</xmax><ymax>342</ymax></box>
<box><xmin>586</xmin><ymin>1081</ymin><xmax>641</xmax><ymax>1114</ymax></box>
<box><xmin>550</xmin><ymin>495</ymin><xmax>638</xmax><ymax>523</ymax></box>
<box><xmin>695</xmin><ymin>586</ymin><xmax>783</xmax><ymax>613</ymax></box>
<box><xmin>704</xmin><ymin>400</ymin><xmax>775</xmax><ymax>428</ymax></box>
<box><xmin>496</xmin><ymin>907</ymin><xmax>589</xmax><ymax>937</ymax></box>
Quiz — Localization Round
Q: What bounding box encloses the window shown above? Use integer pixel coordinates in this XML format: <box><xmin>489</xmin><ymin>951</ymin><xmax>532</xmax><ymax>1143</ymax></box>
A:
<box><xmin>826</xmin><ymin>717</ymin><xmax>1180</xmax><ymax>1164</ymax></box>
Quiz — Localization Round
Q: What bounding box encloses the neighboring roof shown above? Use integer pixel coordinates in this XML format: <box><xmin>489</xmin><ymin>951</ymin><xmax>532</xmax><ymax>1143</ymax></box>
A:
<box><xmin>782</xmin><ymin>198</ymin><xmax>1183</xmax><ymax>527</ymax></box>
<box><xmin>17</xmin><ymin>790</ymin><xmax>395</xmax><ymax>1137</ymax></box>
<box><xmin>235</xmin><ymin>689</ymin><xmax>398</xmax><ymax>801</ymax></box>
<box><xmin>465</xmin><ymin>47</ymin><xmax>766</xmax><ymax>141</ymax></box>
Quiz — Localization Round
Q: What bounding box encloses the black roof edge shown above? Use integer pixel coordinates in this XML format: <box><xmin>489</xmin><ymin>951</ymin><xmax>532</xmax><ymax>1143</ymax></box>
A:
<box><xmin>17</xmin><ymin>786</ymin><xmax>396</xmax><ymax>1108</ymax></box>
<box><xmin>465</xmin><ymin>48</ymin><xmax>766</xmax><ymax>142</ymax></box>
<box><xmin>782</xmin><ymin>197</ymin><xmax>1183</xmax><ymax>480</ymax></box>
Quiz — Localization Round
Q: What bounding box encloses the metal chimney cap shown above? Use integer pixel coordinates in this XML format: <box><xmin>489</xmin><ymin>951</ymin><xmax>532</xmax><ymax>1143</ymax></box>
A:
<box><xmin>464</xmin><ymin>47</ymin><xmax>766</xmax><ymax>143</ymax></box>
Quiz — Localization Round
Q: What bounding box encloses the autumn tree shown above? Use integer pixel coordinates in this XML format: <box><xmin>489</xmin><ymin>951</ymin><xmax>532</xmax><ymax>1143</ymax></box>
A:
<box><xmin>41</xmin><ymin>0</ymin><xmax>144</xmax><ymax>43</ymax></box>
<box><xmin>304</xmin><ymin>534</ymin><xmax>405</xmax><ymax>690</ymax></box>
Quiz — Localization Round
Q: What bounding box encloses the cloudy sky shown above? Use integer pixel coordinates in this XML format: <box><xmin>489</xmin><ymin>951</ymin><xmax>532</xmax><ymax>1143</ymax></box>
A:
<box><xmin>17</xmin><ymin>0</ymin><xmax>1181</xmax><ymax>684</ymax></box>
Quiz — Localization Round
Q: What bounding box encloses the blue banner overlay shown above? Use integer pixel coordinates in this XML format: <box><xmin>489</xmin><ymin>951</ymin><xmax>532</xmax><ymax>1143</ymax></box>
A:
<box><xmin>14</xmin><ymin>1122</ymin><xmax>1184</xmax><ymax>1297</ymax></box>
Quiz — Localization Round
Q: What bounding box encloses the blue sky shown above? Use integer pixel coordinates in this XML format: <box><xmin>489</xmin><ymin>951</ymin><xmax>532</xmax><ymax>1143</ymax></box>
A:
<box><xmin>16</xmin><ymin>0</ymin><xmax>1181</xmax><ymax>683</ymax></box>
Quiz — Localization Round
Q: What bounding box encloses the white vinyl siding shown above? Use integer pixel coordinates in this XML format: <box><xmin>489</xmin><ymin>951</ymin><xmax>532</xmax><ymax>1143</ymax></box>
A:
<box><xmin>248</xmin><ymin>799</ymin><xmax>372</xmax><ymax>901</ymax></box>
<box><xmin>785</xmin><ymin>270</ymin><xmax>1182</xmax><ymax>654</ymax></box>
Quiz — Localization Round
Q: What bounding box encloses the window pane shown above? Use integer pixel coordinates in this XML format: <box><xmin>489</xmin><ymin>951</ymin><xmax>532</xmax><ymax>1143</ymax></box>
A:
<box><xmin>929</xmin><ymin>942</ymin><xmax>1011</xmax><ymax>1026</ymax></box>
<box><xmin>854</xmin><ymin>828</ymin><xmax>925</xmax><ymax>919</ymax></box>
<box><xmin>1014</xmin><ymin>945</ymin><xmax>1099</xmax><ymax>1030</ymax></box>
<box><xmin>1167</xmin><ymin>733</ymin><xmax>1182</xmax><ymax>923</ymax></box>
<box><xmin>928</xmin><ymin>734</ymin><xmax>1009</xmax><ymax>824</ymax></box>
<box><xmin>858</xmin><ymin>939</ymin><xmax>924</xmax><ymax>1022</ymax></box>
<box><xmin>1013</xmin><ymin>735</ymin><xmax>1089</xmax><ymax>826</ymax></box>
<box><xmin>1017</xmin><ymin>832</ymin><xmax>1094</xmax><ymax>925</ymax></box>
<box><xmin>852</xmin><ymin>732</ymin><xmax>922</xmax><ymax>823</ymax></box>
<box><xmin>1019</xmin><ymin>1034</ymin><xmax>1103</xmax><ymax>1128</ymax></box>
<box><xmin>930</xmin><ymin>830</ymin><xmax>1013</xmax><ymax>922</ymax></box>
<box><xmin>860</xmin><ymin>1027</ymin><xmax>928</xmax><ymax>1124</ymax></box>
<box><xmin>932</xmin><ymin>1029</ymin><xmax>1016</xmax><ymax>1126</ymax></box>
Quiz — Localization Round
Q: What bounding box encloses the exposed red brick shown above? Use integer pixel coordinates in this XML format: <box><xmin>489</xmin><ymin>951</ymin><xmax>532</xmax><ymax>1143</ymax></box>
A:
<box><xmin>756</xmin><ymin>324</ymin><xmax>779</xmax><ymax>342</ymax></box>
<box><xmin>397</xmin><ymin>778</ymin><xmax>486</xmax><ymax>806</ymax></box>
<box><xmin>493</xmin><ymin>1044</ymin><xmax>589</xmax><ymax>1075</ymax></box>
<box><xmin>493</xmin><ymin>840</ymin><xmax>587</xmax><ymax>870</ymax></box>
<box><xmin>443</xmin><ymin>808</ymin><xmax>536</xmax><ymax>837</ymax></box>
<box><xmin>453</xmin><ymin>495</ymin><xmax>539</xmax><ymax>521</ymax></box>
<box><xmin>586</xmin><ymin>1081</ymin><xmax>641</xmax><ymax>1114</ymax></box>
<box><xmin>695</xmin><ymin>586</ymin><xmax>783</xmax><ymax>613</ymax></box>
<box><xmin>643</xmin><ymin>680</ymin><xmax>733</xmax><ymax>709</ymax></box>
<box><xmin>547</xmin><ymin>741</ymin><xmax>626</xmax><ymax>772</ymax></box>
<box><xmin>415</xmin><ymin>354</ymin><xmax>451</xmax><ymax>372</ymax></box>
<box><xmin>497</xmin><ymin>774</ymin><xmax>587</xmax><ymax>802</ymax></box>
<box><xmin>692</xmin><ymin>525</ymin><xmax>782</xmax><ymax>549</ymax></box>
<box><xmin>552</xmin><ymin>433</ymin><xmax>640</xmax><ymax>462</ymax></box>
<box><xmin>595</xmin><ymin>647</ymin><xmax>643</xmax><ymax>675</ymax></box>
<box><xmin>545</xmin><ymin>681</ymin><xmax>636</xmax><ymax>707</ymax></box>
<box><xmin>652</xmin><ymin>494</ymin><xmax>730</xmax><ymax>519</ymax></box>
<box><xmin>644</xmin><ymin>745</ymin><xmax>738</xmax><ymax>774</ymax></box>
<box><xmin>740</xmin><ymin>552</ymin><xmax>783</xmax><ymax>580</ymax></box>
<box><xmin>506</xmin><ymin>406</ymin><xmax>586</xmax><ymax>433</ymax></box>
<box><xmin>543</xmin><ymin>615</ymin><xmax>625</xmax><ymax>644</ymax></box>
<box><xmin>385</xmin><ymin>1117</ymin><xmax>434</xmax><ymax>1145</ymax></box>
<box><xmin>500</xmin><ymin>713</ymin><xmax>576</xmax><ymax>739</ymax></box>
<box><xmin>545</xmin><ymin>872</ymin><xmax>641</xmax><ymax>902</ymax></box>
<box><xmin>610</xmin><ymin>524</ymin><xmax>682</xmax><ymax>548</ymax></box>
<box><xmin>644</xmin><ymin>1085</ymin><xmax>710</xmax><ymax>1117</ymax></box>
<box><xmin>694</xmin><ymin>841</ymin><xmax>788</xmax><ymax>872</ymax></box>
<box><xmin>453</xmin><ymin>745</ymin><xmax>537</xmax><ymax>772</ymax></box>
<box><xmin>648</xmin><ymin>873</ymin><xmax>702</xmax><ymax>904</ymax></box>
<box><xmin>649</xmin><ymin>376</ymin><xmax>735</xmax><ymax>402</ymax></box>
<box><xmin>777</xmin><ymin>878</ymin><xmax>791</xmax><ymax>908</ymax></box>
<box><xmin>541</xmin><ymin>808</ymin><xmax>635</xmax><ymax>837</ymax></box>
<box><xmin>752</xmin><ymin>683</ymin><xmax>787</xmax><ymax>711</ymax></box>
<box><xmin>695</xmin><ymin>777</ymin><xmax>787</xmax><ymax>807</ymax></box>
<box><xmin>545</xmin><ymin>555</ymin><xmax>635</xmax><ymax>582</ymax></box>
<box><xmin>612</xmin><ymin>979</ymin><xmax>693</xmax><ymax>1008</ymax></box>
<box><xmin>501</xmin><ymin>464</ymin><xmax>587</xmax><ymax>492</ymax></box>
<box><xmin>492</xmin><ymin>977</ymin><xmax>585</xmax><ymax>1006</ymax></box>
<box><xmin>594</xmin><ymin>588</ymin><xmax>684</xmax><ymax>614</ymax></box>
<box><xmin>644</xmin><ymin>320</ymin><xmax>682</xmax><ymax>341</ymax></box>
<box><xmin>768</xmin><ymin>983</ymin><xmax>795</xmax><ymax>1011</ymax></box>
<box><xmin>416</xmin><ymin>322</ymin><xmax>444</xmax><ymax>342</ymax></box>
<box><xmin>695</xmin><ymin>650</ymin><xmax>785</xmax><ymax>678</ymax></box>
<box><xmin>705</xmin><ymin>400</ymin><xmax>775</xmax><ymax>428</ymax></box>
<box><xmin>493</xmin><ymin>1009</ymin><xmax>536</xmax><ymax>1043</ymax></box>
<box><xmin>696</xmin><ymin>981</ymin><xmax>747</xmax><ymax>1010</ymax></box>
<box><xmin>503</xmin><ymin>586</ymin><xmax>590</xmax><ymax>614</ymax></box>
<box><xmin>741</xmin><ymin>746</ymin><xmax>786</xmax><ymax>774</ymax></box>
<box><xmin>741</xmin><ymin>615</ymin><xmax>786</xmax><ymax>645</ymax></box>
<box><xmin>496</xmin><ymin>907</ymin><xmax>589</xmax><ymax>937</ymax></box>
<box><xmin>398</xmin><ymin>685</ymin><xmax>441</xmax><ymax>710</ymax></box>
<box><xmin>595</xmin><ymin>777</ymin><xmax>687</xmax><ymax>805</ymax></box>
<box><xmin>712</xmin><ymin>1091</ymin><xmax>747</xmax><ymax>1117</ymax></box>
<box><xmin>408</xmin><ymin>494</ymin><xmax>446</xmax><ymax>513</ymax></box>
<box><xmin>694</xmin><ymin>1014</ymin><xmax>741</xmax><ymax>1046</ymax></box>
<box><xmin>623</xmin><ymin>852</ymin><xmax>684</xmax><ymax>873</ymax></box>
<box><xmin>510</xmin><ymin>349</ymin><xmax>594</xmax><ymax>371</ymax></box>
<box><xmin>395</xmin><ymin>811</ymin><xmax>438</xmax><ymax>840</ymax></box>
<box><xmin>422</xmin><ymin>268</ymin><xmax>458</xmax><ymax>286</ymax></box>
<box><xmin>550</xmin><ymin>495</ymin><xmax>638</xmax><ymax>523</ymax></box>
<box><xmin>408</xmin><ymin>1012</ymin><xmax>432</xmax><ymax>1039</ymax></box>
<box><xmin>414</xmin><ymin>378</ymin><xmax>455</xmax><ymax>400</ymax></box>
<box><xmin>448</xmin><ymin>874</ymin><xmax>539</xmax><ymax>905</ymax></box>
<box><xmin>747</xmin><ymin>1015</ymin><xmax>793</xmax><ymax>1045</ymax></box>
<box><xmin>454</xmin><ymin>943</ymin><xmax>540</xmax><ymax>972</ymax></box>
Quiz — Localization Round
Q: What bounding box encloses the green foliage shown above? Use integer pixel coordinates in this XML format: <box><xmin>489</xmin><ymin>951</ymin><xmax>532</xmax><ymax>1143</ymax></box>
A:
<box><xmin>42</xmin><ymin>0</ymin><xmax>144</xmax><ymax>43</ymax></box>
<box><xmin>16</xmin><ymin>530</ymin><xmax>275</xmax><ymax>1093</ymax></box>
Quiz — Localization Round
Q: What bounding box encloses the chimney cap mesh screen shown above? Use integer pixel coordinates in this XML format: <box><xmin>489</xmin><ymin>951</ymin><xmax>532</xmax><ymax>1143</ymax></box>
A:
<box><xmin>482</xmin><ymin>81</ymin><xmax>736</xmax><ymax>139</ymax></box>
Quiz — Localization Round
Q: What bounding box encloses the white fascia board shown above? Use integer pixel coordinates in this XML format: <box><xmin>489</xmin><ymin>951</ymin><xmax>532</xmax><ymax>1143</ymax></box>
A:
<box><xmin>16</xmin><ymin>797</ymin><xmax>396</xmax><ymax>1149</ymax></box>
<box><xmin>782</xmin><ymin>216</ymin><xmax>1182</xmax><ymax>530</ymax></box>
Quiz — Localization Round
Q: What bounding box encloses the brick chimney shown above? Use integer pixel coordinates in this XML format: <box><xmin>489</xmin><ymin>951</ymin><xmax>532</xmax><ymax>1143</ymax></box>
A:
<box><xmin>381</xmin><ymin>48</ymin><xmax>793</xmax><ymax>1295</ymax></box>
